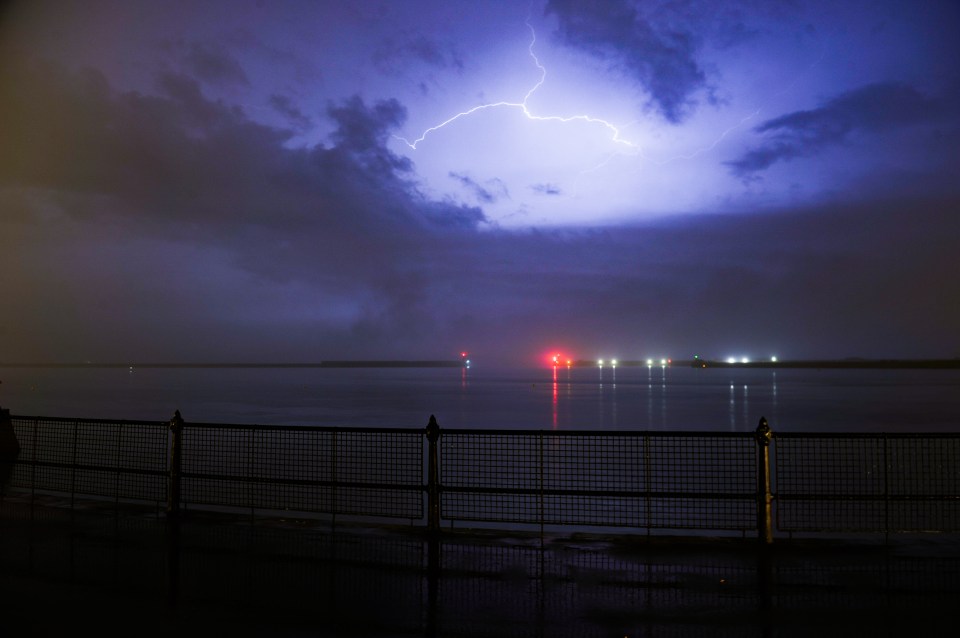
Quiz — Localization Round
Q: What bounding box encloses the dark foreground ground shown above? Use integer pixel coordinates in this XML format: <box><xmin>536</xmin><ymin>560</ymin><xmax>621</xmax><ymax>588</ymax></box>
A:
<box><xmin>2</xmin><ymin>495</ymin><xmax>959</xmax><ymax>637</ymax></box>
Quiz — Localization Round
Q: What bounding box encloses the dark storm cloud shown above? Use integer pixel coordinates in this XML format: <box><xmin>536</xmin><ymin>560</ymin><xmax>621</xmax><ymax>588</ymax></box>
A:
<box><xmin>531</xmin><ymin>183</ymin><xmax>562</xmax><ymax>196</ymax></box>
<box><xmin>268</xmin><ymin>94</ymin><xmax>312</xmax><ymax>130</ymax></box>
<box><xmin>184</xmin><ymin>42</ymin><xmax>250</xmax><ymax>86</ymax></box>
<box><xmin>545</xmin><ymin>0</ymin><xmax>707</xmax><ymax>123</ymax></box>
<box><xmin>156</xmin><ymin>71</ymin><xmax>244</xmax><ymax>129</ymax></box>
<box><xmin>326</xmin><ymin>95</ymin><xmax>413</xmax><ymax>175</ymax></box>
<box><xmin>432</xmin><ymin>199</ymin><xmax>960</xmax><ymax>361</ymax></box>
<box><xmin>421</xmin><ymin>200</ymin><xmax>487</xmax><ymax>229</ymax></box>
<box><xmin>448</xmin><ymin>172</ymin><xmax>509</xmax><ymax>204</ymax></box>
<box><xmin>0</xmin><ymin>54</ymin><xmax>471</xmax><ymax>361</ymax></box>
<box><xmin>372</xmin><ymin>34</ymin><xmax>465</xmax><ymax>75</ymax></box>
<box><xmin>224</xmin><ymin>28</ymin><xmax>322</xmax><ymax>84</ymax></box>
<box><xmin>405</xmin><ymin>35</ymin><xmax>465</xmax><ymax>72</ymax></box>
<box><xmin>0</xmin><ymin>52</ymin><xmax>491</xmax><ymax>359</ymax></box>
<box><xmin>727</xmin><ymin>82</ymin><xmax>949</xmax><ymax>177</ymax></box>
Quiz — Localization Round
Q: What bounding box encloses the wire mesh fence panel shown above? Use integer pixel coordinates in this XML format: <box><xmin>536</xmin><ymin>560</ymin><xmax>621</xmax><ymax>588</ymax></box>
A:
<box><xmin>885</xmin><ymin>436</ymin><xmax>960</xmax><ymax>532</ymax></box>
<box><xmin>11</xmin><ymin>418</ymin><xmax>74</xmax><ymax>492</ymax></box>
<box><xmin>7</xmin><ymin>417</ymin><xmax>167</xmax><ymax>503</ymax></box>
<box><xmin>179</xmin><ymin>424</ymin><xmax>423</xmax><ymax>519</ymax></box>
<box><xmin>773</xmin><ymin>434</ymin><xmax>960</xmax><ymax>533</ymax></box>
<box><xmin>244</xmin><ymin>427</ymin><xmax>335</xmax><ymax>512</ymax></box>
<box><xmin>440</xmin><ymin>431</ymin><xmax>756</xmax><ymax>530</ymax></box>
<box><xmin>76</xmin><ymin>421</ymin><xmax>167</xmax><ymax>501</ymax></box>
<box><xmin>643</xmin><ymin>434</ymin><xmax>756</xmax><ymax>530</ymax></box>
<box><xmin>332</xmin><ymin>430</ymin><xmax>423</xmax><ymax>518</ymax></box>
<box><xmin>541</xmin><ymin>494</ymin><xmax>644</xmax><ymax>527</ymax></box>
<box><xmin>74</xmin><ymin>422</ymin><xmax>121</xmax><ymax>498</ymax></box>
<box><xmin>180</xmin><ymin>425</ymin><xmax>257</xmax><ymax>508</ymax></box>
<box><xmin>440</xmin><ymin>432</ymin><xmax>543</xmax><ymax>523</ymax></box>
<box><xmin>886</xmin><ymin>436</ymin><xmax>960</xmax><ymax>496</ymax></box>
<box><xmin>774</xmin><ymin>435</ymin><xmax>886</xmax><ymax>532</ymax></box>
<box><xmin>541</xmin><ymin>434</ymin><xmax>644</xmax><ymax>526</ymax></box>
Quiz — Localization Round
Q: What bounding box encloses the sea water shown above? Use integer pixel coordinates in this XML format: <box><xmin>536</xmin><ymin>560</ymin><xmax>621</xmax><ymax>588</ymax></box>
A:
<box><xmin>1</xmin><ymin>364</ymin><xmax>959</xmax><ymax>432</ymax></box>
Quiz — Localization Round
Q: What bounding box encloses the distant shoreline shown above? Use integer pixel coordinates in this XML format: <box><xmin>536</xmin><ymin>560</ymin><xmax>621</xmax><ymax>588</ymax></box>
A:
<box><xmin>1</xmin><ymin>359</ymin><xmax>959</xmax><ymax>369</ymax></box>
<box><xmin>0</xmin><ymin>360</ymin><xmax>467</xmax><ymax>369</ymax></box>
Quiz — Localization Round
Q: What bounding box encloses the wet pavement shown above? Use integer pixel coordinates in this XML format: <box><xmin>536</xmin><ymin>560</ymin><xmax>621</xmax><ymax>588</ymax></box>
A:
<box><xmin>2</xmin><ymin>496</ymin><xmax>959</xmax><ymax>637</ymax></box>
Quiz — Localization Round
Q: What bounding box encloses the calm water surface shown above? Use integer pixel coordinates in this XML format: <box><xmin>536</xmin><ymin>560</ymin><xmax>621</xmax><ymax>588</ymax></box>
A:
<box><xmin>1</xmin><ymin>365</ymin><xmax>959</xmax><ymax>432</ymax></box>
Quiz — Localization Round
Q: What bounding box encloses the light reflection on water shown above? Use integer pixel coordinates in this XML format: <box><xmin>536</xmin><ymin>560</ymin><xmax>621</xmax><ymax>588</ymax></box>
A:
<box><xmin>0</xmin><ymin>364</ymin><xmax>958</xmax><ymax>432</ymax></box>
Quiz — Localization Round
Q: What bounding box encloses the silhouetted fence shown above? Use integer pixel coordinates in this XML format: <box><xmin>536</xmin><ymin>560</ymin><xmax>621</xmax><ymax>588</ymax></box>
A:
<box><xmin>1</xmin><ymin>407</ymin><xmax>958</xmax><ymax>541</ymax></box>
<box><xmin>774</xmin><ymin>432</ymin><xmax>960</xmax><ymax>533</ymax></box>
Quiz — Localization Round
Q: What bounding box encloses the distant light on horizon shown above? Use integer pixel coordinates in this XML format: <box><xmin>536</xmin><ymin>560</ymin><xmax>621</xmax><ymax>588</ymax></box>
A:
<box><xmin>771</xmin><ymin>356</ymin><xmax>778</xmax><ymax>362</ymax></box>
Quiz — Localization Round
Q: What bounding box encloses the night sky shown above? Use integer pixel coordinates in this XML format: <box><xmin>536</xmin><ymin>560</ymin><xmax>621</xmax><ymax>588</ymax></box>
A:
<box><xmin>2</xmin><ymin>0</ymin><xmax>958</xmax><ymax>366</ymax></box>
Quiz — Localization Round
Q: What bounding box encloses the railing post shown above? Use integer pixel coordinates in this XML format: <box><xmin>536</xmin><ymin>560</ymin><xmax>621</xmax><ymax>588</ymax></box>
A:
<box><xmin>424</xmin><ymin>415</ymin><xmax>442</xmax><ymax>637</ymax></box>
<box><xmin>167</xmin><ymin>410</ymin><xmax>184</xmax><ymax>519</ymax></box>
<box><xmin>755</xmin><ymin>417</ymin><xmax>774</xmax><ymax>544</ymax></box>
<box><xmin>0</xmin><ymin>407</ymin><xmax>20</xmax><ymax>491</ymax></box>
<box><xmin>425</xmin><ymin>415</ymin><xmax>441</xmax><ymax>533</ymax></box>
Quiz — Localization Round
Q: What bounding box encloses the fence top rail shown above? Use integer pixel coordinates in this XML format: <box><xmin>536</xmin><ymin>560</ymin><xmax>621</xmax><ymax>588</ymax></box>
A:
<box><xmin>10</xmin><ymin>414</ymin><xmax>958</xmax><ymax>438</ymax></box>
<box><xmin>773</xmin><ymin>431</ymin><xmax>960</xmax><ymax>440</ymax></box>
<box><xmin>11</xmin><ymin>414</ymin><xmax>169</xmax><ymax>428</ymax></box>
<box><xmin>8</xmin><ymin>414</ymin><xmax>427</xmax><ymax>434</ymax></box>
<box><xmin>441</xmin><ymin>428</ymin><xmax>756</xmax><ymax>438</ymax></box>
<box><xmin>179</xmin><ymin>422</ymin><xmax>426</xmax><ymax>434</ymax></box>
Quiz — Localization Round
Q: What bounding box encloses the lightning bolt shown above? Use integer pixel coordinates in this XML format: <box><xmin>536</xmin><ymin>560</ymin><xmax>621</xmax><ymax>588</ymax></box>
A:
<box><xmin>396</xmin><ymin>17</ymin><xmax>826</xmax><ymax>183</ymax></box>
<box><xmin>394</xmin><ymin>21</ymin><xmax>638</xmax><ymax>153</ymax></box>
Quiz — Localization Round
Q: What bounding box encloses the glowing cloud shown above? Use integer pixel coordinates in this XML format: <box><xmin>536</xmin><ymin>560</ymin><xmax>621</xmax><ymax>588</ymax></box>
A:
<box><xmin>395</xmin><ymin>21</ymin><xmax>638</xmax><ymax>153</ymax></box>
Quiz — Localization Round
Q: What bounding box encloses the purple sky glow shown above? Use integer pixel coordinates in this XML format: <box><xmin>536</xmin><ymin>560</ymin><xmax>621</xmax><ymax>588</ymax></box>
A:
<box><xmin>1</xmin><ymin>0</ymin><xmax>959</xmax><ymax>365</ymax></box>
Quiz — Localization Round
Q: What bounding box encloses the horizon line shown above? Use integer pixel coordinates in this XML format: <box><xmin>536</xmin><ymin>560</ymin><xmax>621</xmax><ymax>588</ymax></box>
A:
<box><xmin>2</xmin><ymin>357</ymin><xmax>959</xmax><ymax>369</ymax></box>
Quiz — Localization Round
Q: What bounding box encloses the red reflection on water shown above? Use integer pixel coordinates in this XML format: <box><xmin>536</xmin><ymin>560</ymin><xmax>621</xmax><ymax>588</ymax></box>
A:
<box><xmin>552</xmin><ymin>365</ymin><xmax>558</xmax><ymax>429</ymax></box>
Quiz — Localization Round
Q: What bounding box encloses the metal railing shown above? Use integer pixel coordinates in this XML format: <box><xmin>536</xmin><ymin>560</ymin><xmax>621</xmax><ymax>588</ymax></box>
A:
<box><xmin>774</xmin><ymin>432</ymin><xmax>960</xmax><ymax>533</ymax></box>
<box><xmin>437</xmin><ymin>429</ymin><xmax>758</xmax><ymax>533</ymax></box>
<box><xmin>2</xmin><ymin>407</ymin><xmax>958</xmax><ymax>541</ymax></box>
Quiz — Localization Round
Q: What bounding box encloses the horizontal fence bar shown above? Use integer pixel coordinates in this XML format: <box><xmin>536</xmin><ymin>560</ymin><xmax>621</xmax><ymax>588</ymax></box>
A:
<box><xmin>445</xmin><ymin>428</ymin><xmax>754</xmax><ymax>437</ymax></box>
<box><xmin>440</xmin><ymin>487</ymin><xmax>756</xmax><ymax>498</ymax></box>
<box><xmin>173</xmin><ymin>421</ymin><xmax>425</xmax><ymax>434</ymax></box>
